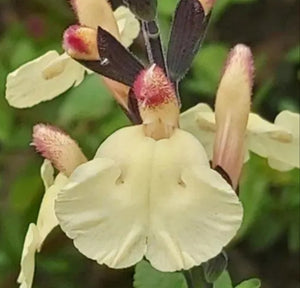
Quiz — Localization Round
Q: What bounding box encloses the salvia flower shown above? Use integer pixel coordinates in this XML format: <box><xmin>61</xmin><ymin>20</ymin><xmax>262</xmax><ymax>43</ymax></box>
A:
<box><xmin>53</xmin><ymin>63</ymin><xmax>242</xmax><ymax>272</ymax></box>
<box><xmin>5</xmin><ymin>1</ymin><xmax>140</xmax><ymax>109</ymax></box>
<box><xmin>5</xmin><ymin>0</ymin><xmax>299</xmax><ymax>286</ymax></box>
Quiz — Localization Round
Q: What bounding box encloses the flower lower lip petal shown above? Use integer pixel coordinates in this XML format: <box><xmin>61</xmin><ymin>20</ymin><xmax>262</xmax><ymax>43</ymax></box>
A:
<box><xmin>55</xmin><ymin>126</ymin><xmax>243</xmax><ymax>272</ymax></box>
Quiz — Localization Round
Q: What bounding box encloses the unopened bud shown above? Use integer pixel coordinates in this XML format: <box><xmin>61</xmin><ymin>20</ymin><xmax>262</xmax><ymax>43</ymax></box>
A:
<box><xmin>70</xmin><ymin>0</ymin><xmax>119</xmax><ymax>39</ymax></box>
<box><xmin>133</xmin><ymin>64</ymin><xmax>179</xmax><ymax>140</ymax></box>
<box><xmin>199</xmin><ymin>0</ymin><xmax>216</xmax><ymax>16</ymax></box>
<box><xmin>213</xmin><ymin>44</ymin><xmax>254</xmax><ymax>189</ymax></box>
<box><xmin>63</xmin><ymin>25</ymin><xmax>98</xmax><ymax>60</ymax></box>
<box><xmin>32</xmin><ymin>124</ymin><xmax>87</xmax><ymax>176</ymax></box>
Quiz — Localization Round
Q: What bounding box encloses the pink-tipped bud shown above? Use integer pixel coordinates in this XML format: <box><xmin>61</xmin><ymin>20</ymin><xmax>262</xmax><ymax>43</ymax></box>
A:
<box><xmin>133</xmin><ymin>64</ymin><xmax>180</xmax><ymax>140</ymax></box>
<box><xmin>63</xmin><ymin>25</ymin><xmax>98</xmax><ymax>60</ymax></box>
<box><xmin>199</xmin><ymin>0</ymin><xmax>216</xmax><ymax>16</ymax></box>
<box><xmin>32</xmin><ymin>124</ymin><xmax>87</xmax><ymax>176</ymax></box>
<box><xmin>70</xmin><ymin>0</ymin><xmax>119</xmax><ymax>39</ymax></box>
<box><xmin>213</xmin><ymin>44</ymin><xmax>254</xmax><ymax>190</ymax></box>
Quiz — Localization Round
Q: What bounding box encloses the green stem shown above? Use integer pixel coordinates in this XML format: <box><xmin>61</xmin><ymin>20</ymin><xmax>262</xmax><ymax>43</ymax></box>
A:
<box><xmin>183</xmin><ymin>270</ymin><xmax>195</xmax><ymax>288</ymax></box>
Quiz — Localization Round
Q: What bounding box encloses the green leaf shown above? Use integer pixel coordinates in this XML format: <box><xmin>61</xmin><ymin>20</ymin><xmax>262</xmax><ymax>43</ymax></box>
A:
<box><xmin>58</xmin><ymin>74</ymin><xmax>114</xmax><ymax>124</ymax></box>
<box><xmin>9</xmin><ymin>39</ymin><xmax>37</xmax><ymax>69</ymax></box>
<box><xmin>235</xmin><ymin>279</ymin><xmax>261</xmax><ymax>288</ymax></box>
<box><xmin>237</xmin><ymin>157</ymin><xmax>269</xmax><ymax>239</ymax></box>
<box><xmin>286</xmin><ymin>45</ymin><xmax>300</xmax><ymax>63</ymax></box>
<box><xmin>134</xmin><ymin>260</ymin><xmax>187</xmax><ymax>288</ymax></box>
<box><xmin>158</xmin><ymin>0</ymin><xmax>177</xmax><ymax>16</ymax></box>
<box><xmin>213</xmin><ymin>271</ymin><xmax>233</xmax><ymax>288</ymax></box>
<box><xmin>9</xmin><ymin>162</ymin><xmax>42</xmax><ymax>213</ymax></box>
<box><xmin>188</xmin><ymin>44</ymin><xmax>228</xmax><ymax>95</ymax></box>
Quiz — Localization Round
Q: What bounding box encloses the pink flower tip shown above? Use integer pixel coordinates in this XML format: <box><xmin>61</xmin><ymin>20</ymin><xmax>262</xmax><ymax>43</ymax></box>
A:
<box><xmin>63</xmin><ymin>25</ymin><xmax>89</xmax><ymax>54</ymax></box>
<box><xmin>133</xmin><ymin>65</ymin><xmax>176</xmax><ymax>108</ymax></box>
<box><xmin>224</xmin><ymin>44</ymin><xmax>255</xmax><ymax>88</ymax></box>
<box><xmin>32</xmin><ymin>124</ymin><xmax>66</xmax><ymax>160</ymax></box>
<box><xmin>32</xmin><ymin>124</ymin><xmax>87</xmax><ymax>176</ymax></box>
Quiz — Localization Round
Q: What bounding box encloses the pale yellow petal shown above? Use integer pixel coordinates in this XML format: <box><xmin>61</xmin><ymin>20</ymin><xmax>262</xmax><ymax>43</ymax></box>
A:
<box><xmin>267</xmin><ymin>158</ymin><xmax>294</xmax><ymax>171</ymax></box>
<box><xmin>36</xmin><ymin>174</ymin><xmax>68</xmax><ymax>250</ymax></box>
<box><xmin>17</xmin><ymin>224</ymin><xmax>40</xmax><ymax>288</ymax></box>
<box><xmin>17</xmin><ymin>173</ymin><xmax>68</xmax><ymax>288</ymax></box>
<box><xmin>247</xmin><ymin>112</ymin><xmax>299</xmax><ymax>169</ymax></box>
<box><xmin>6</xmin><ymin>51</ymin><xmax>85</xmax><ymax>108</ymax></box>
<box><xmin>56</xmin><ymin>126</ymin><xmax>242</xmax><ymax>271</ymax></box>
<box><xmin>180</xmin><ymin>103</ymin><xmax>216</xmax><ymax>159</ymax></box>
<box><xmin>114</xmin><ymin>6</ymin><xmax>140</xmax><ymax>47</ymax></box>
<box><xmin>73</xmin><ymin>0</ymin><xmax>119</xmax><ymax>39</ymax></box>
<box><xmin>40</xmin><ymin>160</ymin><xmax>54</xmax><ymax>190</ymax></box>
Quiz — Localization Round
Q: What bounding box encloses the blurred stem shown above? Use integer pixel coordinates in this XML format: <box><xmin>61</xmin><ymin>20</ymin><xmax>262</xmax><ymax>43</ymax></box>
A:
<box><xmin>189</xmin><ymin>266</ymin><xmax>214</xmax><ymax>288</ymax></box>
<box><xmin>183</xmin><ymin>270</ymin><xmax>195</xmax><ymax>288</ymax></box>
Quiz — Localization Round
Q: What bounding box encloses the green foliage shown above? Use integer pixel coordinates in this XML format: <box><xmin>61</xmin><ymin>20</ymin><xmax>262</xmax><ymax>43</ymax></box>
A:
<box><xmin>213</xmin><ymin>271</ymin><xmax>233</xmax><ymax>288</ymax></box>
<box><xmin>186</xmin><ymin>44</ymin><xmax>228</xmax><ymax>95</ymax></box>
<box><xmin>58</xmin><ymin>75</ymin><xmax>114</xmax><ymax>124</ymax></box>
<box><xmin>133</xmin><ymin>260</ymin><xmax>187</xmax><ymax>288</ymax></box>
<box><xmin>235</xmin><ymin>279</ymin><xmax>261</xmax><ymax>288</ymax></box>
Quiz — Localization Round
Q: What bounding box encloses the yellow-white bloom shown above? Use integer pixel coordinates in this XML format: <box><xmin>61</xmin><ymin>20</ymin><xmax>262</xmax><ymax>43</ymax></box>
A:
<box><xmin>5</xmin><ymin>6</ymin><xmax>139</xmax><ymax>108</ymax></box>
<box><xmin>55</xmin><ymin>125</ymin><xmax>243</xmax><ymax>272</ymax></box>
<box><xmin>180</xmin><ymin>105</ymin><xmax>300</xmax><ymax>171</ymax></box>
<box><xmin>18</xmin><ymin>161</ymin><xmax>68</xmax><ymax>288</ymax></box>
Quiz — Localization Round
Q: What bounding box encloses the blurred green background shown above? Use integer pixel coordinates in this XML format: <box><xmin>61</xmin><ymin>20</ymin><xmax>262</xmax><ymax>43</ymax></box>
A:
<box><xmin>0</xmin><ymin>0</ymin><xmax>299</xmax><ymax>287</ymax></box>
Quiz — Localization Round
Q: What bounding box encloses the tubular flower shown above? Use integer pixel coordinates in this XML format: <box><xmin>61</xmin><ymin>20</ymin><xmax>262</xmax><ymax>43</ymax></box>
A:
<box><xmin>5</xmin><ymin>0</ymin><xmax>140</xmax><ymax>108</ymax></box>
<box><xmin>7</xmin><ymin>0</ymin><xmax>297</xmax><ymax>285</ymax></box>
<box><xmin>54</xmin><ymin>65</ymin><xmax>243</xmax><ymax>272</ymax></box>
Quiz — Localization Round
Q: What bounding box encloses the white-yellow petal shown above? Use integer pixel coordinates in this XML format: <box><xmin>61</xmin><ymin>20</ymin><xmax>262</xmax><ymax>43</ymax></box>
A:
<box><xmin>40</xmin><ymin>160</ymin><xmax>55</xmax><ymax>190</ymax></box>
<box><xmin>181</xmin><ymin>104</ymin><xmax>299</xmax><ymax>170</ymax></box>
<box><xmin>17</xmin><ymin>224</ymin><xmax>40</xmax><ymax>288</ymax></box>
<box><xmin>247</xmin><ymin>112</ymin><xmax>299</xmax><ymax>170</ymax></box>
<box><xmin>180</xmin><ymin>103</ymin><xmax>216</xmax><ymax>159</ymax></box>
<box><xmin>36</xmin><ymin>174</ymin><xmax>68</xmax><ymax>249</ymax></box>
<box><xmin>6</xmin><ymin>51</ymin><xmax>85</xmax><ymax>108</ymax></box>
<box><xmin>55</xmin><ymin>126</ymin><xmax>243</xmax><ymax>271</ymax></box>
<box><xmin>114</xmin><ymin>6</ymin><xmax>140</xmax><ymax>47</ymax></box>
<box><xmin>18</xmin><ymin>173</ymin><xmax>68</xmax><ymax>288</ymax></box>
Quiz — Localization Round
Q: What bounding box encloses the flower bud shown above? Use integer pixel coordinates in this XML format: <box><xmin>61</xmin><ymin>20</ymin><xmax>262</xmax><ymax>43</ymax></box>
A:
<box><xmin>133</xmin><ymin>64</ymin><xmax>179</xmax><ymax>140</ymax></box>
<box><xmin>213</xmin><ymin>44</ymin><xmax>254</xmax><ymax>189</ymax></box>
<box><xmin>32</xmin><ymin>124</ymin><xmax>87</xmax><ymax>176</ymax></box>
<box><xmin>63</xmin><ymin>25</ymin><xmax>98</xmax><ymax>60</ymax></box>
<box><xmin>70</xmin><ymin>0</ymin><xmax>119</xmax><ymax>39</ymax></box>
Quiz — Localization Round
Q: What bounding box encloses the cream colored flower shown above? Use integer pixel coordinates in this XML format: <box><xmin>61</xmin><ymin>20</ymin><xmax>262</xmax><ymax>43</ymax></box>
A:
<box><xmin>55</xmin><ymin>125</ymin><xmax>243</xmax><ymax>272</ymax></box>
<box><xmin>180</xmin><ymin>105</ymin><xmax>300</xmax><ymax>171</ymax></box>
<box><xmin>52</xmin><ymin>66</ymin><xmax>243</xmax><ymax>272</ymax></box>
<box><xmin>5</xmin><ymin>5</ymin><xmax>139</xmax><ymax>108</ymax></box>
<box><xmin>18</xmin><ymin>160</ymin><xmax>68</xmax><ymax>288</ymax></box>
